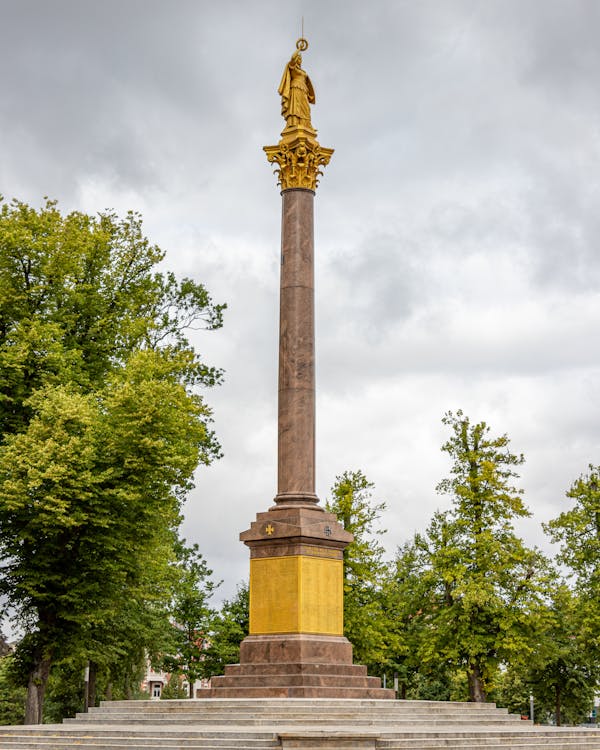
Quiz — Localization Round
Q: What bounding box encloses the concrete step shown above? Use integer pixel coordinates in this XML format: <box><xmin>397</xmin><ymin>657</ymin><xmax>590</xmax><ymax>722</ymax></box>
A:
<box><xmin>0</xmin><ymin>747</ymin><xmax>274</xmax><ymax>750</ymax></box>
<box><xmin>94</xmin><ymin>698</ymin><xmax>511</xmax><ymax>712</ymax></box>
<box><xmin>81</xmin><ymin>705</ymin><xmax>517</xmax><ymax>718</ymax></box>
<box><xmin>375</xmin><ymin>730</ymin><xmax>600</xmax><ymax>749</ymax></box>
<box><xmin>0</xmin><ymin>728</ymin><xmax>280</xmax><ymax>750</ymax></box>
<box><xmin>0</xmin><ymin>730</ymin><xmax>277</xmax><ymax>740</ymax></box>
<box><xmin>0</xmin><ymin>742</ymin><xmax>278</xmax><ymax>750</ymax></box>
<box><xmin>65</xmin><ymin>712</ymin><xmax>520</xmax><ymax>727</ymax></box>
<box><xmin>379</xmin><ymin>743</ymin><xmax>600</xmax><ymax>750</ymax></box>
<box><xmin>86</xmin><ymin>702</ymin><xmax>516</xmax><ymax>716</ymax></box>
<box><xmin>97</xmin><ymin>698</ymin><xmax>504</xmax><ymax>706</ymax></box>
<box><xmin>0</xmin><ymin>742</ymin><xmax>278</xmax><ymax>749</ymax></box>
<box><xmin>68</xmin><ymin>710</ymin><xmax>521</xmax><ymax>723</ymax></box>
<box><xmin>2</xmin><ymin>698</ymin><xmax>599</xmax><ymax>750</ymax></box>
<box><xmin>1</xmin><ymin>729</ymin><xmax>599</xmax><ymax>750</ymax></box>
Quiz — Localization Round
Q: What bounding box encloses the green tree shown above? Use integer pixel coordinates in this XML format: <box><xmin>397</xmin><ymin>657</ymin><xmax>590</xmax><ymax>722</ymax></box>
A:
<box><xmin>418</xmin><ymin>411</ymin><xmax>547</xmax><ymax>702</ymax></box>
<box><xmin>163</xmin><ymin>543</ymin><xmax>219</xmax><ymax>697</ymax></box>
<box><xmin>202</xmin><ymin>582</ymin><xmax>249</xmax><ymax>678</ymax></box>
<box><xmin>496</xmin><ymin>585</ymin><xmax>596</xmax><ymax>725</ymax></box>
<box><xmin>546</xmin><ymin>466</ymin><xmax>600</xmax><ymax>582</ymax></box>
<box><xmin>385</xmin><ymin>538</ymin><xmax>452</xmax><ymax>699</ymax></box>
<box><xmin>543</xmin><ymin>465</ymin><xmax>600</xmax><ymax>719</ymax></box>
<box><xmin>160</xmin><ymin>674</ymin><xmax>188</xmax><ymax>699</ymax></box>
<box><xmin>0</xmin><ymin>199</ymin><xmax>223</xmax><ymax>436</ymax></box>
<box><xmin>0</xmin><ymin>654</ymin><xmax>26</xmax><ymax>725</ymax></box>
<box><xmin>42</xmin><ymin>659</ymin><xmax>87</xmax><ymax>724</ymax></box>
<box><xmin>326</xmin><ymin>470</ymin><xmax>394</xmax><ymax>670</ymax></box>
<box><xmin>0</xmin><ymin>198</ymin><xmax>224</xmax><ymax>722</ymax></box>
<box><xmin>546</xmin><ymin>466</ymin><xmax>600</xmax><ymax>641</ymax></box>
<box><xmin>526</xmin><ymin>587</ymin><xmax>595</xmax><ymax>725</ymax></box>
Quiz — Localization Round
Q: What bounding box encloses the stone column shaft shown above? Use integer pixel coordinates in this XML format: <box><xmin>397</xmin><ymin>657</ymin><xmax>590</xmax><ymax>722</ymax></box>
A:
<box><xmin>276</xmin><ymin>188</ymin><xmax>317</xmax><ymax>504</ymax></box>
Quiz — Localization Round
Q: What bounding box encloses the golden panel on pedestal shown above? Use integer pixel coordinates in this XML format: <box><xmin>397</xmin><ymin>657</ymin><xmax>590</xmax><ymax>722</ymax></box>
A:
<box><xmin>299</xmin><ymin>555</ymin><xmax>343</xmax><ymax>634</ymax></box>
<box><xmin>249</xmin><ymin>555</ymin><xmax>343</xmax><ymax>636</ymax></box>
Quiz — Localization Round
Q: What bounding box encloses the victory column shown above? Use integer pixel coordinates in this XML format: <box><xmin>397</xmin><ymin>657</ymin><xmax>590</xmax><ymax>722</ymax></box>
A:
<box><xmin>207</xmin><ymin>40</ymin><xmax>393</xmax><ymax>698</ymax></box>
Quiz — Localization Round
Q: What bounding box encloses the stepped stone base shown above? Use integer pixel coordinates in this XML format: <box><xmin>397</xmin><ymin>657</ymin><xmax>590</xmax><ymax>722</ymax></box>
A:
<box><xmin>204</xmin><ymin>634</ymin><xmax>395</xmax><ymax>699</ymax></box>
<box><xmin>1</xmin><ymin>698</ymin><xmax>600</xmax><ymax>749</ymax></box>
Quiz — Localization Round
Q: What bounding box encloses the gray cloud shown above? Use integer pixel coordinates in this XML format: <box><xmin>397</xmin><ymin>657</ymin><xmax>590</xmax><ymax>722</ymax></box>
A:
<box><xmin>1</xmin><ymin>0</ymin><xmax>599</xmax><ymax>604</ymax></box>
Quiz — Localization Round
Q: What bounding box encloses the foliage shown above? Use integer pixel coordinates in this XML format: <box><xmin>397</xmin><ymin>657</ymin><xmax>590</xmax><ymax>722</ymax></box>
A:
<box><xmin>326</xmin><ymin>470</ymin><xmax>395</xmax><ymax>670</ymax></box>
<box><xmin>202</xmin><ymin>582</ymin><xmax>249</xmax><ymax>678</ymax></box>
<box><xmin>160</xmin><ymin>674</ymin><xmax>188</xmax><ymax>700</ymax></box>
<box><xmin>42</xmin><ymin>660</ymin><xmax>86</xmax><ymax>723</ymax></box>
<box><xmin>0</xmin><ymin>198</ymin><xmax>224</xmax><ymax>436</ymax></box>
<box><xmin>382</xmin><ymin>540</ymin><xmax>427</xmax><ymax>695</ymax></box>
<box><xmin>0</xmin><ymin>655</ymin><xmax>26</xmax><ymax>725</ymax></box>
<box><xmin>526</xmin><ymin>587</ymin><xmax>596</xmax><ymax>725</ymax></box>
<box><xmin>0</xmin><ymin>198</ymin><xmax>225</xmax><ymax>721</ymax></box>
<box><xmin>386</xmin><ymin>535</ymin><xmax>471</xmax><ymax>702</ymax></box>
<box><xmin>384</xmin><ymin>538</ymin><xmax>451</xmax><ymax>698</ymax></box>
<box><xmin>541</xmin><ymin>467</ymin><xmax>600</xmax><ymax>722</ymax></box>
<box><xmin>493</xmin><ymin>665</ymin><xmax>532</xmax><ymax>719</ymax></box>
<box><xmin>545</xmin><ymin>465</ymin><xmax>600</xmax><ymax>664</ymax></box>
<box><xmin>546</xmin><ymin>465</ymin><xmax>600</xmax><ymax>587</ymax></box>
<box><xmin>161</xmin><ymin>543</ymin><xmax>220</xmax><ymax>696</ymax></box>
<box><xmin>393</xmin><ymin>412</ymin><xmax>549</xmax><ymax>702</ymax></box>
<box><xmin>496</xmin><ymin>586</ymin><xmax>596</xmax><ymax>725</ymax></box>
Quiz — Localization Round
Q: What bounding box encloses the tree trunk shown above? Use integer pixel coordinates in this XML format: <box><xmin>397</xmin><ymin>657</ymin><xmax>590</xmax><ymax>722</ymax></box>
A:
<box><xmin>106</xmin><ymin>681</ymin><xmax>113</xmax><ymax>701</ymax></box>
<box><xmin>88</xmin><ymin>661</ymin><xmax>97</xmax><ymax>709</ymax></box>
<box><xmin>467</xmin><ymin>663</ymin><xmax>487</xmax><ymax>703</ymax></box>
<box><xmin>400</xmin><ymin>682</ymin><xmax>407</xmax><ymax>700</ymax></box>
<box><xmin>555</xmin><ymin>684</ymin><xmax>562</xmax><ymax>727</ymax></box>
<box><xmin>188</xmin><ymin>678</ymin><xmax>194</xmax><ymax>699</ymax></box>
<box><xmin>24</xmin><ymin>653</ymin><xmax>52</xmax><ymax>724</ymax></box>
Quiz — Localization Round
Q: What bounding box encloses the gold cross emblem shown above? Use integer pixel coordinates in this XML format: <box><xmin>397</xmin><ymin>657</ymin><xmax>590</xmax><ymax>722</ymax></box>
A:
<box><xmin>265</xmin><ymin>524</ymin><xmax>275</xmax><ymax>536</ymax></box>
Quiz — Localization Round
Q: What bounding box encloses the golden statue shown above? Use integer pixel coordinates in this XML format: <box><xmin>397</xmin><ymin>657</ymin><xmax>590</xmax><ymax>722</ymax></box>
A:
<box><xmin>264</xmin><ymin>38</ymin><xmax>333</xmax><ymax>191</ymax></box>
<box><xmin>278</xmin><ymin>39</ymin><xmax>315</xmax><ymax>129</ymax></box>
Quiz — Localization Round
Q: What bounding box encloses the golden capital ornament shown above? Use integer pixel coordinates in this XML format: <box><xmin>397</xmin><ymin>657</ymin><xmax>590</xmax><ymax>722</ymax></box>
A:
<box><xmin>264</xmin><ymin>39</ymin><xmax>333</xmax><ymax>191</ymax></box>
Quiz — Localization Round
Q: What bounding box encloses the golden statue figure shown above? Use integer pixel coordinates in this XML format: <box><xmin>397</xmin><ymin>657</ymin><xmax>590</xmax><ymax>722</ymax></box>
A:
<box><xmin>278</xmin><ymin>39</ymin><xmax>315</xmax><ymax>129</ymax></box>
<box><xmin>264</xmin><ymin>37</ymin><xmax>333</xmax><ymax>191</ymax></box>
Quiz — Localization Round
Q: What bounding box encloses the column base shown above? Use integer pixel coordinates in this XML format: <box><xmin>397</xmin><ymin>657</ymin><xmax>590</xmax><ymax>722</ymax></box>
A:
<box><xmin>272</xmin><ymin>492</ymin><xmax>322</xmax><ymax>509</ymax></box>
<box><xmin>204</xmin><ymin>634</ymin><xmax>396</xmax><ymax>700</ymax></box>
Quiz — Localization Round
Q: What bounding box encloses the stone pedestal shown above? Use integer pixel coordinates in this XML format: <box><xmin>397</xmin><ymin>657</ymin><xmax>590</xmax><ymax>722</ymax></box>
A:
<box><xmin>206</xmin><ymin>502</ymin><xmax>393</xmax><ymax>698</ymax></box>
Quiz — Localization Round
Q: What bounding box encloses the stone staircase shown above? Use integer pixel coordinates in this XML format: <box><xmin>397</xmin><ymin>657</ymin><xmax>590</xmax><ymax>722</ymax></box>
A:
<box><xmin>0</xmin><ymin>698</ymin><xmax>598</xmax><ymax>749</ymax></box>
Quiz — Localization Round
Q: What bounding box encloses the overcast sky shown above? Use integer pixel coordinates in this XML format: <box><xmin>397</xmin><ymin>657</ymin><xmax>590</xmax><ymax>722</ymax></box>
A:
<box><xmin>2</xmin><ymin>0</ymin><xmax>599</xmax><ymax>602</ymax></box>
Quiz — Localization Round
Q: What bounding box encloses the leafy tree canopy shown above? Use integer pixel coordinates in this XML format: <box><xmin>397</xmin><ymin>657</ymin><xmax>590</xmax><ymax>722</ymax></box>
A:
<box><xmin>326</xmin><ymin>470</ymin><xmax>394</xmax><ymax>670</ymax></box>
<box><xmin>546</xmin><ymin>464</ymin><xmax>600</xmax><ymax>592</ymax></box>
<box><xmin>201</xmin><ymin>582</ymin><xmax>249</xmax><ymax>679</ymax></box>
<box><xmin>162</xmin><ymin>542</ymin><xmax>220</xmax><ymax>697</ymax></box>
<box><xmin>0</xmin><ymin>198</ymin><xmax>225</xmax><ymax>722</ymax></box>
<box><xmin>412</xmin><ymin>412</ymin><xmax>548</xmax><ymax>702</ymax></box>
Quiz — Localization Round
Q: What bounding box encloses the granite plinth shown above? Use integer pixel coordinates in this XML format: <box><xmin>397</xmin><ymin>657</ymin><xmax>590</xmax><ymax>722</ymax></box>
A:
<box><xmin>206</xmin><ymin>635</ymin><xmax>395</xmax><ymax>699</ymax></box>
<box><xmin>239</xmin><ymin>634</ymin><xmax>353</xmax><ymax>664</ymax></box>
